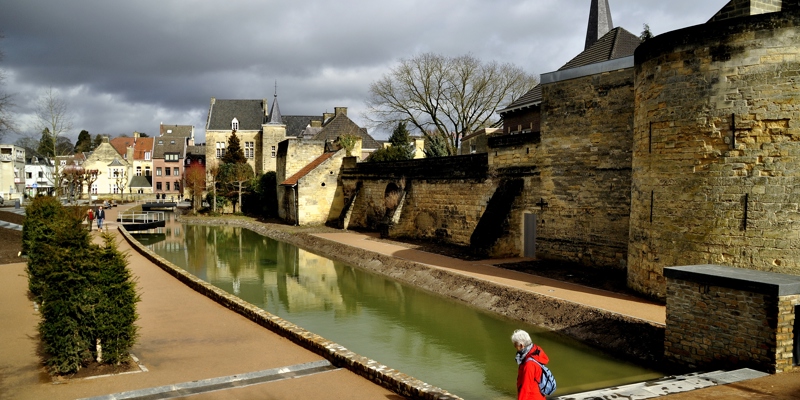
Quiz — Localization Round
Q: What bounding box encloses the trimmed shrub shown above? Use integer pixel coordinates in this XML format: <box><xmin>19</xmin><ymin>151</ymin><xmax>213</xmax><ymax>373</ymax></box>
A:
<box><xmin>26</xmin><ymin>199</ymin><xmax>139</xmax><ymax>374</ymax></box>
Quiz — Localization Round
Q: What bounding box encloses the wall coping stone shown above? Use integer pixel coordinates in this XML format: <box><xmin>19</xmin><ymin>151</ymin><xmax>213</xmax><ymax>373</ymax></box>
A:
<box><xmin>540</xmin><ymin>56</ymin><xmax>633</xmax><ymax>85</ymax></box>
<box><xmin>664</xmin><ymin>264</ymin><xmax>800</xmax><ymax>296</ymax></box>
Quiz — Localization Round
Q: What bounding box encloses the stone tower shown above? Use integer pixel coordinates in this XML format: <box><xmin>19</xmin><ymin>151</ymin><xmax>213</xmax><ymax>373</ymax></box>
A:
<box><xmin>585</xmin><ymin>0</ymin><xmax>613</xmax><ymax>50</ymax></box>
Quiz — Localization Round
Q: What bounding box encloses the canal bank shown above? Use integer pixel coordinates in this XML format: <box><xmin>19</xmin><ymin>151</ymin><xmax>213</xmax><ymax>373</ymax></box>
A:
<box><xmin>180</xmin><ymin>216</ymin><xmax>666</xmax><ymax>369</ymax></box>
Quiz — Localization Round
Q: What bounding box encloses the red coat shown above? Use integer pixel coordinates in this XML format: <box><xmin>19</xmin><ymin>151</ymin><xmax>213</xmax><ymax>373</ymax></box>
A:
<box><xmin>517</xmin><ymin>344</ymin><xmax>550</xmax><ymax>400</ymax></box>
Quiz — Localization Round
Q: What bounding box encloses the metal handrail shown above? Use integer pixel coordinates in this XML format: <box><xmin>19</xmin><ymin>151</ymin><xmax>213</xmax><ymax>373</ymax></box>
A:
<box><xmin>117</xmin><ymin>211</ymin><xmax>165</xmax><ymax>224</ymax></box>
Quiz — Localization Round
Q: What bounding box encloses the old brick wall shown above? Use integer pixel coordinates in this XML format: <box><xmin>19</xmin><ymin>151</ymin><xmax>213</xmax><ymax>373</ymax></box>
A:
<box><xmin>276</xmin><ymin>139</ymin><xmax>326</xmax><ymax>222</ymax></box>
<box><xmin>535</xmin><ymin>67</ymin><xmax>635</xmax><ymax>269</ymax></box>
<box><xmin>629</xmin><ymin>11</ymin><xmax>800</xmax><ymax>299</ymax></box>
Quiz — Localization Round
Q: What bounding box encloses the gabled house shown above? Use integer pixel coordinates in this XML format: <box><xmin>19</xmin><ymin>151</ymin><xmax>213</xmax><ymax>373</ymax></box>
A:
<box><xmin>152</xmin><ymin>125</ymin><xmax>192</xmax><ymax>197</ymax></box>
<box><xmin>110</xmin><ymin>132</ymin><xmax>155</xmax><ymax>195</ymax></box>
<box><xmin>204</xmin><ymin>95</ymin><xmax>321</xmax><ymax>177</ymax></box>
<box><xmin>0</xmin><ymin>144</ymin><xmax>26</xmax><ymax>201</ymax></box>
<box><xmin>310</xmin><ymin>107</ymin><xmax>380</xmax><ymax>160</ymax></box>
<box><xmin>23</xmin><ymin>150</ymin><xmax>53</xmax><ymax>198</ymax></box>
<box><xmin>81</xmin><ymin>136</ymin><xmax>130</xmax><ymax>197</ymax></box>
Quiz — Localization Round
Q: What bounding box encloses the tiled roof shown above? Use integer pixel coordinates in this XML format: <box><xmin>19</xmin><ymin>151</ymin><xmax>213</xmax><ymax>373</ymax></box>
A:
<box><xmin>280</xmin><ymin>152</ymin><xmax>336</xmax><ymax>186</ymax></box>
<box><xmin>207</xmin><ymin>99</ymin><xmax>266</xmax><ymax>131</ymax></box>
<box><xmin>109</xmin><ymin>137</ymin><xmax>134</xmax><ymax>157</ymax></box>
<box><xmin>312</xmin><ymin>113</ymin><xmax>381</xmax><ymax>150</ymax></box>
<box><xmin>559</xmin><ymin>27</ymin><xmax>640</xmax><ymax>71</ymax></box>
<box><xmin>134</xmin><ymin>138</ymin><xmax>154</xmax><ymax>160</ymax></box>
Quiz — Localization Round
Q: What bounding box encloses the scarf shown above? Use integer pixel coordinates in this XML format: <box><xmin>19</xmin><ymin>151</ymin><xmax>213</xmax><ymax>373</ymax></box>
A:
<box><xmin>515</xmin><ymin>344</ymin><xmax>533</xmax><ymax>365</ymax></box>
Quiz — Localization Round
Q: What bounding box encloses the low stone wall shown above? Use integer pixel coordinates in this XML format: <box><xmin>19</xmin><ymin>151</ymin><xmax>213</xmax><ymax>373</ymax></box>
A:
<box><xmin>170</xmin><ymin>217</ymin><xmax>666</xmax><ymax>368</ymax></box>
<box><xmin>665</xmin><ymin>265</ymin><xmax>800</xmax><ymax>373</ymax></box>
<box><xmin>118</xmin><ymin>226</ymin><xmax>461</xmax><ymax>400</ymax></box>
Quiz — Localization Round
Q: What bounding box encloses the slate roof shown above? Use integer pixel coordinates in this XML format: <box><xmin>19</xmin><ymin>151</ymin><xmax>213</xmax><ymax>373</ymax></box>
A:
<box><xmin>559</xmin><ymin>27</ymin><xmax>640</xmax><ymax>71</ymax></box>
<box><xmin>585</xmin><ymin>0</ymin><xmax>613</xmax><ymax>50</ymax></box>
<box><xmin>269</xmin><ymin>95</ymin><xmax>282</xmax><ymax>124</ymax></box>
<box><xmin>285</xmin><ymin>115</ymin><xmax>323</xmax><ymax>137</ymax></box>
<box><xmin>312</xmin><ymin>113</ymin><xmax>381</xmax><ymax>150</ymax></box>
<box><xmin>207</xmin><ymin>99</ymin><xmax>267</xmax><ymax>131</ymax></box>
<box><xmin>153</xmin><ymin>137</ymin><xmax>187</xmax><ymax>159</ymax></box>
<box><xmin>160</xmin><ymin>124</ymin><xmax>193</xmax><ymax>137</ymax></box>
<box><xmin>280</xmin><ymin>152</ymin><xmax>336</xmax><ymax>186</ymax></box>
<box><xmin>129</xmin><ymin>175</ymin><xmax>152</xmax><ymax>188</ymax></box>
<box><xmin>500</xmin><ymin>27</ymin><xmax>639</xmax><ymax>115</ymax></box>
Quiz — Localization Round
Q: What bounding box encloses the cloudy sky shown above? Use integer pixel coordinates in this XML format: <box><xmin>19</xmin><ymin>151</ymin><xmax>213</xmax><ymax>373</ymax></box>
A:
<box><xmin>0</xmin><ymin>0</ymin><xmax>727</xmax><ymax>144</ymax></box>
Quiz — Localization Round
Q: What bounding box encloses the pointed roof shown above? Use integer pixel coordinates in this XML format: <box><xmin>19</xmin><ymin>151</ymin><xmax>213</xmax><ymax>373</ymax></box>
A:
<box><xmin>500</xmin><ymin>27</ymin><xmax>639</xmax><ymax>115</ymax></box>
<box><xmin>312</xmin><ymin>108</ymin><xmax>381</xmax><ymax>150</ymax></box>
<box><xmin>108</xmin><ymin>158</ymin><xmax>125</xmax><ymax>167</ymax></box>
<box><xmin>269</xmin><ymin>95</ymin><xmax>282</xmax><ymax>124</ymax></box>
<box><xmin>560</xmin><ymin>27</ymin><xmax>640</xmax><ymax>71</ymax></box>
<box><xmin>585</xmin><ymin>0</ymin><xmax>614</xmax><ymax>50</ymax></box>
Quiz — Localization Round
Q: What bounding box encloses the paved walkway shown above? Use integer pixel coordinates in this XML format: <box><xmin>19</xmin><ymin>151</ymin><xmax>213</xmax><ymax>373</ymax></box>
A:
<box><xmin>313</xmin><ymin>232</ymin><xmax>666</xmax><ymax>325</ymax></box>
<box><xmin>0</xmin><ymin>203</ymin><xmax>396</xmax><ymax>400</ymax></box>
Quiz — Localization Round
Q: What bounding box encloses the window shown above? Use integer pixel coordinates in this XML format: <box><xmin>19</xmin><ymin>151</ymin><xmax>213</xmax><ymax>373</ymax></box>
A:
<box><xmin>156</xmin><ymin>182</ymin><xmax>162</xmax><ymax>191</ymax></box>
<box><xmin>174</xmin><ymin>182</ymin><xmax>180</xmax><ymax>192</ymax></box>
<box><xmin>216</xmin><ymin>142</ymin><xmax>226</xmax><ymax>158</ymax></box>
<box><xmin>231</xmin><ymin>118</ymin><xmax>239</xmax><ymax>131</ymax></box>
<box><xmin>166</xmin><ymin>182</ymin><xmax>170</xmax><ymax>191</ymax></box>
<box><xmin>38</xmin><ymin>171</ymin><xmax>43</xmax><ymax>178</ymax></box>
<box><xmin>165</xmin><ymin>153</ymin><xmax>179</xmax><ymax>162</ymax></box>
<box><xmin>136</xmin><ymin>166</ymin><xmax>142</xmax><ymax>176</ymax></box>
<box><xmin>91</xmin><ymin>183</ymin><xmax>97</xmax><ymax>194</ymax></box>
<box><xmin>173</xmin><ymin>167</ymin><xmax>180</xmax><ymax>176</ymax></box>
<box><xmin>156</xmin><ymin>167</ymin><xmax>162</xmax><ymax>176</ymax></box>
<box><xmin>165</xmin><ymin>167</ymin><xmax>171</xmax><ymax>176</ymax></box>
<box><xmin>271</xmin><ymin>145</ymin><xmax>276</xmax><ymax>158</ymax></box>
<box><xmin>145</xmin><ymin>167</ymin><xmax>151</xmax><ymax>176</ymax></box>
<box><xmin>145</xmin><ymin>151</ymin><xmax>151</xmax><ymax>160</ymax></box>
<box><xmin>470</xmin><ymin>144</ymin><xmax>477</xmax><ymax>154</ymax></box>
<box><xmin>245</xmin><ymin>141</ymin><xmax>254</xmax><ymax>159</ymax></box>
<box><xmin>26</xmin><ymin>172</ymin><xmax>32</xmax><ymax>179</ymax></box>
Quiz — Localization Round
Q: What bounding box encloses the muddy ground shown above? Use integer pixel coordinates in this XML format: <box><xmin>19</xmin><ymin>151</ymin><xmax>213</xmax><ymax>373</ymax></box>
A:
<box><xmin>0</xmin><ymin>210</ymin><xmax>25</xmax><ymax>265</ymax></box>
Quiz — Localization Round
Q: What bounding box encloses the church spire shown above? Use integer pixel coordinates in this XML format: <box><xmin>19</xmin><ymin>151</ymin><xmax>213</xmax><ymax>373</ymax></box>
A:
<box><xmin>585</xmin><ymin>0</ymin><xmax>614</xmax><ymax>50</ymax></box>
<box><xmin>269</xmin><ymin>81</ymin><xmax>282</xmax><ymax>124</ymax></box>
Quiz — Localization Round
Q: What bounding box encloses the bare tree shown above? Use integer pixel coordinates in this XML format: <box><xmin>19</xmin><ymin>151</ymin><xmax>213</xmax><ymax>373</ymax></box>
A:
<box><xmin>366</xmin><ymin>53</ymin><xmax>538</xmax><ymax>155</ymax></box>
<box><xmin>35</xmin><ymin>87</ymin><xmax>74</xmax><ymax>195</ymax></box>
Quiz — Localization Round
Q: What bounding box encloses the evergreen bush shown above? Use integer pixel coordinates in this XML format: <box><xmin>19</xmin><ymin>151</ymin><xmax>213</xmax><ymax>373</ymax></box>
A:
<box><xmin>25</xmin><ymin>198</ymin><xmax>139</xmax><ymax>374</ymax></box>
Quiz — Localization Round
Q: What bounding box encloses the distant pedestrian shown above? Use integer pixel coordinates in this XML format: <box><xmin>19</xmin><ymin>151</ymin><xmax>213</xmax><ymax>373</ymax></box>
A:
<box><xmin>86</xmin><ymin>208</ymin><xmax>94</xmax><ymax>231</ymax></box>
<box><xmin>96</xmin><ymin>206</ymin><xmax>106</xmax><ymax>230</ymax></box>
<box><xmin>512</xmin><ymin>329</ymin><xmax>552</xmax><ymax>400</ymax></box>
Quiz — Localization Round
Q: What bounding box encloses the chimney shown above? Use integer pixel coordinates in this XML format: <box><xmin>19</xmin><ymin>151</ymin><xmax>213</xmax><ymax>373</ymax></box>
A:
<box><xmin>323</xmin><ymin>112</ymin><xmax>334</xmax><ymax>121</ymax></box>
<box><xmin>134</xmin><ymin>131</ymin><xmax>140</xmax><ymax>139</ymax></box>
<box><xmin>311</xmin><ymin>120</ymin><xmax>322</xmax><ymax>128</ymax></box>
<box><xmin>334</xmin><ymin>107</ymin><xmax>347</xmax><ymax>116</ymax></box>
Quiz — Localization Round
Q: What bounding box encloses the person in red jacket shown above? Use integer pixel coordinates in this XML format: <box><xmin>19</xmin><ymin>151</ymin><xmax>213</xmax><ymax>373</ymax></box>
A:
<box><xmin>512</xmin><ymin>329</ymin><xmax>550</xmax><ymax>400</ymax></box>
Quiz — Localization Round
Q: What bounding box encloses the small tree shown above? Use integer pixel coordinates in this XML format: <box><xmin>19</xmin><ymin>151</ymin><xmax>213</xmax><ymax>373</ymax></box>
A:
<box><xmin>368</xmin><ymin>122</ymin><xmax>414</xmax><ymax>162</ymax></box>
<box><xmin>221</xmin><ymin>130</ymin><xmax>247</xmax><ymax>164</ymax></box>
<box><xmin>336</xmin><ymin>134</ymin><xmax>359</xmax><ymax>157</ymax></box>
<box><xmin>640</xmin><ymin>23</ymin><xmax>653</xmax><ymax>42</ymax></box>
<box><xmin>74</xmin><ymin>130</ymin><xmax>92</xmax><ymax>153</ymax></box>
<box><xmin>218</xmin><ymin>162</ymin><xmax>254</xmax><ymax>213</ymax></box>
<box><xmin>183</xmin><ymin>163</ymin><xmax>206</xmax><ymax>213</ymax></box>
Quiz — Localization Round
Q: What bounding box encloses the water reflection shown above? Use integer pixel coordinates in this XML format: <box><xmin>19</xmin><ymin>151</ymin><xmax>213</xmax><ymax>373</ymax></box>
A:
<box><xmin>135</xmin><ymin>219</ymin><xmax>662</xmax><ymax>399</ymax></box>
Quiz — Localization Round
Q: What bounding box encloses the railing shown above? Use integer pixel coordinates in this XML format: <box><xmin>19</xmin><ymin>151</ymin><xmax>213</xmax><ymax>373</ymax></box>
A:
<box><xmin>117</xmin><ymin>211</ymin><xmax>166</xmax><ymax>225</ymax></box>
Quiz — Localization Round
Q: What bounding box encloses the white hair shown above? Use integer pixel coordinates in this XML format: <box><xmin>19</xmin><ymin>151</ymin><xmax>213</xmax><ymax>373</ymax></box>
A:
<box><xmin>511</xmin><ymin>329</ymin><xmax>532</xmax><ymax>346</ymax></box>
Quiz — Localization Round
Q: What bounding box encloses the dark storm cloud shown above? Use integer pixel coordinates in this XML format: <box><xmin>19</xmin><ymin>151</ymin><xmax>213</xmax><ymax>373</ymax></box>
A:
<box><xmin>0</xmin><ymin>0</ymin><xmax>727</xmax><ymax>142</ymax></box>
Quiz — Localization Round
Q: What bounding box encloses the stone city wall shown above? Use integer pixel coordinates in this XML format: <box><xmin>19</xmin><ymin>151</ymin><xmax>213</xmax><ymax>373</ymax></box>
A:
<box><xmin>535</xmin><ymin>67</ymin><xmax>635</xmax><ymax>269</ymax></box>
<box><xmin>629</xmin><ymin>10</ymin><xmax>800</xmax><ymax>299</ymax></box>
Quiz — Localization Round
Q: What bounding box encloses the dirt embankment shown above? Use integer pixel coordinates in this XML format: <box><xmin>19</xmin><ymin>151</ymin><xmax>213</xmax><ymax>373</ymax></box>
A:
<box><xmin>181</xmin><ymin>216</ymin><xmax>666</xmax><ymax>368</ymax></box>
<box><xmin>0</xmin><ymin>210</ymin><xmax>25</xmax><ymax>265</ymax></box>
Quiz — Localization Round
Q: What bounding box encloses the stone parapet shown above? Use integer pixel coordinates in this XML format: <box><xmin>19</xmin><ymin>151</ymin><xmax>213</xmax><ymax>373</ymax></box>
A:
<box><xmin>665</xmin><ymin>264</ymin><xmax>800</xmax><ymax>373</ymax></box>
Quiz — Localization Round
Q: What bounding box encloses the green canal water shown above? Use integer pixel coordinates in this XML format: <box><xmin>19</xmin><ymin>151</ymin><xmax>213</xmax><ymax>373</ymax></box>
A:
<box><xmin>134</xmin><ymin>221</ymin><xmax>662</xmax><ymax>399</ymax></box>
